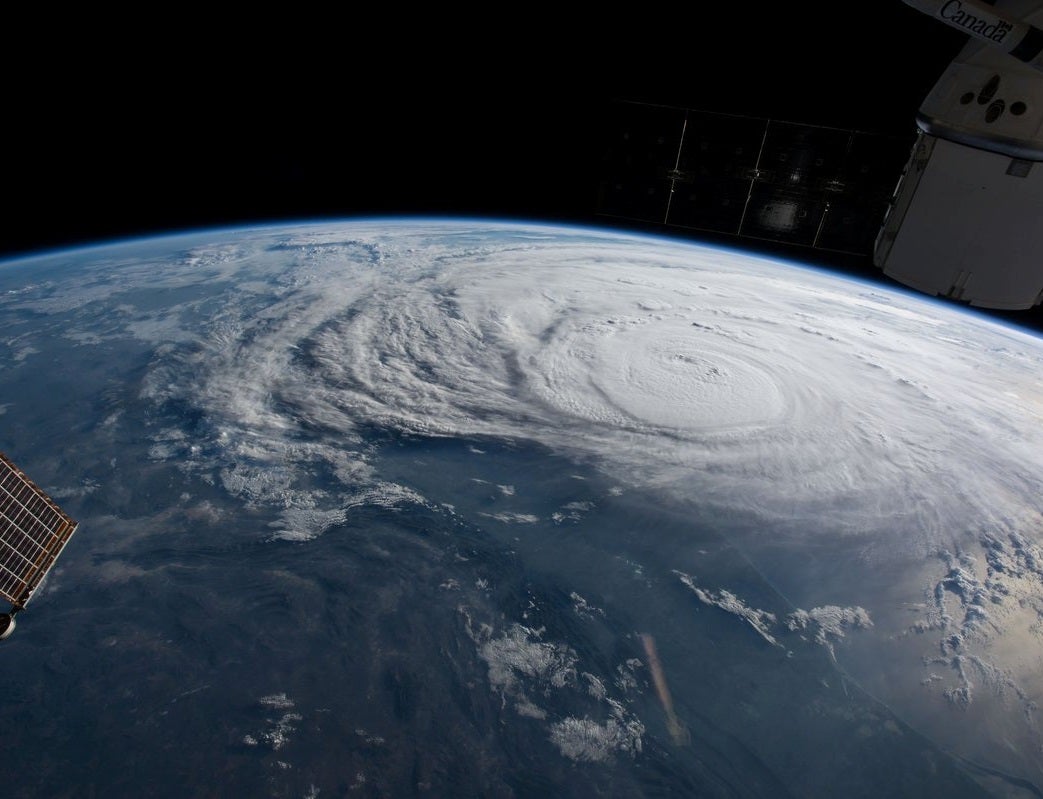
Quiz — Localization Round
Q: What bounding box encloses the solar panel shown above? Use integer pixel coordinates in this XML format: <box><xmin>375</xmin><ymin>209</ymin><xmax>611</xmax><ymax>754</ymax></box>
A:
<box><xmin>0</xmin><ymin>451</ymin><xmax>78</xmax><ymax>610</ymax></box>
<box><xmin>597</xmin><ymin>102</ymin><xmax>687</xmax><ymax>224</ymax></box>
<box><xmin>597</xmin><ymin>101</ymin><xmax>913</xmax><ymax>256</ymax></box>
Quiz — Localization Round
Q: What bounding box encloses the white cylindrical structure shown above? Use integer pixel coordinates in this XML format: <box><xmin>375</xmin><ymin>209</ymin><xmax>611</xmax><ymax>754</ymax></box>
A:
<box><xmin>874</xmin><ymin>1</ymin><xmax>1043</xmax><ymax>309</ymax></box>
<box><xmin>875</xmin><ymin>132</ymin><xmax>1043</xmax><ymax>309</ymax></box>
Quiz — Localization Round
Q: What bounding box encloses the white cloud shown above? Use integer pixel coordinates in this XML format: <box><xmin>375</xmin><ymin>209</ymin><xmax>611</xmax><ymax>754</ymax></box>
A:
<box><xmin>786</xmin><ymin>605</ymin><xmax>872</xmax><ymax>658</ymax></box>
<box><xmin>675</xmin><ymin>570</ymin><xmax>779</xmax><ymax>646</ymax></box>
<box><xmin>549</xmin><ymin>713</ymin><xmax>644</xmax><ymax>762</ymax></box>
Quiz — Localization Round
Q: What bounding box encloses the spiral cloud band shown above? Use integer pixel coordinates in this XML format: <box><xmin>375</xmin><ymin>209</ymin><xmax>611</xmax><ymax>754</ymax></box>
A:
<box><xmin>130</xmin><ymin>222</ymin><xmax>1043</xmax><ymax>566</ymax></box>
<box><xmin>9</xmin><ymin>219</ymin><xmax>1043</xmax><ymax>788</ymax></box>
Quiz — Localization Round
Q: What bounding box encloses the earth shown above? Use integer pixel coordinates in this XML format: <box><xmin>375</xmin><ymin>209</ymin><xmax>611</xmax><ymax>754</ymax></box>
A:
<box><xmin>2</xmin><ymin>219</ymin><xmax>1043</xmax><ymax>798</ymax></box>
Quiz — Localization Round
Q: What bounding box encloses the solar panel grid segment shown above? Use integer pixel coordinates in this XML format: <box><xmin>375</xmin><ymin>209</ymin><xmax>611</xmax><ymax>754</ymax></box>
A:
<box><xmin>0</xmin><ymin>452</ymin><xmax>78</xmax><ymax>607</ymax></box>
<box><xmin>597</xmin><ymin>101</ymin><xmax>912</xmax><ymax>256</ymax></box>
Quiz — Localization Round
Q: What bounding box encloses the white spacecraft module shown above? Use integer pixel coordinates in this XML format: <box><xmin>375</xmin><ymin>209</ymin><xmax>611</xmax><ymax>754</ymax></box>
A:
<box><xmin>0</xmin><ymin>451</ymin><xmax>79</xmax><ymax>640</ymax></box>
<box><xmin>876</xmin><ymin>0</ymin><xmax>1043</xmax><ymax>309</ymax></box>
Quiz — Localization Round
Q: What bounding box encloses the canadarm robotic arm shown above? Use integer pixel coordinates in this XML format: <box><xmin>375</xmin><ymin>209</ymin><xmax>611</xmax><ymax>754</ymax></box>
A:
<box><xmin>903</xmin><ymin>0</ymin><xmax>1043</xmax><ymax>70</ymax></box>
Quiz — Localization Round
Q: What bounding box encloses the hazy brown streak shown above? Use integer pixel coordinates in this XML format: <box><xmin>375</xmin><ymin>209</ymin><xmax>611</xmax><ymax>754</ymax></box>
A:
<box><xmin>640</xmin><ymin>633</ymin><xmax>691</xmax><ymax>747</ymax></box>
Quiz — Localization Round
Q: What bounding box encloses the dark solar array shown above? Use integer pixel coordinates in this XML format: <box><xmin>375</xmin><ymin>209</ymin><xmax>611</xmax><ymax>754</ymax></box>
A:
<box><xmin>597</xmin><ymin>101</ymin><xmax>913</xmax><ymax>255</ymax></box>
<box><xmin>0</xmin><ymin>453</ymin><xmax>77</xmax><ymax>608</ymax></box>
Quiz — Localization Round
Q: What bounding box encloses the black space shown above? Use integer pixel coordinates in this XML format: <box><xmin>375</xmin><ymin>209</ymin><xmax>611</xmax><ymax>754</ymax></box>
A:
<box><xmin>5</xmin><ymin>7</ymin><xmax>1042</xmax><ymax>330</ymax></box>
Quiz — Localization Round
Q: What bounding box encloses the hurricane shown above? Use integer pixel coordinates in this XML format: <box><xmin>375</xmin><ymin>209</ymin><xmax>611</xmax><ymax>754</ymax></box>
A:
<box><xmin>5</xmin><ymin>219</ymin><xmax>1043</xmax><ymax>796</ymax></box>
<box><xmin>131</xmin><ymin>222</ymin><xmax>1043</xmax><ymax>555</ymax></box>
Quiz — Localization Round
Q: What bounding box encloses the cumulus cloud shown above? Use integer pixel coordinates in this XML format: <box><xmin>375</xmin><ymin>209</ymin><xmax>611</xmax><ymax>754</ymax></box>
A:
<box><xmin>549</xmin><ymin>710</ymin><xmax>645</xmax><ymax>762</ymax></box>
<box><xmin>786</xmin><ymin>606</ymin><xmax>872</xmax><ymax>658</ymax></box>
<box><xmin>462</xmin><ymin>610</ymin><xmax>646</xmax><ymax>763</ymax></box>
<box><xmin>246</xmin><ymin>693</ymin><xmax>302</xmax><ymax>752</ymax></box>
<box><xmin>479</xmin><ymin>512</ymin><xmax>540</xmax><ymax>524</ymax></box>
<box><xmin>675</xmin><ymin>570</ymin><xmax>779</xmax><ymax>646</ymax></box>
<box><xmin>475</xmin><ymin>623</ymin><xmax>578</xmax><ymax>693</ymax></box>
<box><xmin>676</xmin><ymin>571</ymin><xmax>872</xmax><ymax>657</ymax></box>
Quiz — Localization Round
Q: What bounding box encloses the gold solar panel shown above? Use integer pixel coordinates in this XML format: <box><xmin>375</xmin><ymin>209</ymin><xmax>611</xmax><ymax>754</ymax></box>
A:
<box><xmin>0</xmin><ymin>451</ymin><xmax>78</xmax><ymax>609</ymax></box>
